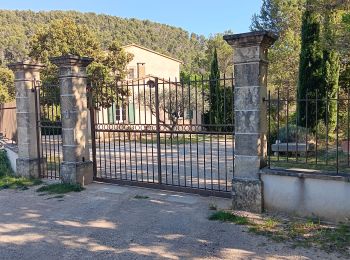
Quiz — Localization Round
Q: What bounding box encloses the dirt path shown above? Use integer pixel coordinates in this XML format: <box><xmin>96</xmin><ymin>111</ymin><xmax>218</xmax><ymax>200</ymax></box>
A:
<box><xmin>0</xmin><ymin>183</ymin><xmax>343</xmax><ymax>260</ymax></box>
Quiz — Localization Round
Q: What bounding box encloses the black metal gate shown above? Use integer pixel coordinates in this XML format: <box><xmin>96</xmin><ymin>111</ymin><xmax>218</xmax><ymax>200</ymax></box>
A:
<box><xmin>90</xmin><ymin>76</ymin><xmax>234</xmax><ymax>197</ymax></box>
<box><xmin>34</xmin><ymin>80</ymin><xmax>62</xmax><ymax>179</ymax></box>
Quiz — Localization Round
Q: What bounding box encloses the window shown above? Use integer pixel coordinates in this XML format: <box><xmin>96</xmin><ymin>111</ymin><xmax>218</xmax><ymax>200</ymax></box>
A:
<box><xmin>128</xmin><ymin>68</ymin><xmax>135</xmax><ymax>79</ymax></box>
<box><xmin>116</xmin><ymin>104</ymin><xmax>127</xmax><ymax>121</ymax></box>
<box><xmin>185</xmin><ymin>109</ymin><xmax>193</xmax><ymax>120</ymax></box>
<box><xmin>107</xmin><ymin>106</ymin><xmax>115</xmax><ymax>124</ymax></box>
<box><xmin>116</xmin><ymin>105</ymin><xmax>121</xmax><ymax>121</ymax></box>
<box><xmin>128</xmin><ymin>103</ymin><xmax>135</xmax><ymax>123</ymax></box>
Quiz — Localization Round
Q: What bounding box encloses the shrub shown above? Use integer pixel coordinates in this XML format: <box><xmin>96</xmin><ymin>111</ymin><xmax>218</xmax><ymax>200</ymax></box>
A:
<box><xmin>276</xmin><ymin>124</ymin><xmax>314</xmax><ymax>143</ymax></box>
<box><xmin>0</xmin><ymin>150</ymin><xmax>13</xmax><ymax>177</ymax></box>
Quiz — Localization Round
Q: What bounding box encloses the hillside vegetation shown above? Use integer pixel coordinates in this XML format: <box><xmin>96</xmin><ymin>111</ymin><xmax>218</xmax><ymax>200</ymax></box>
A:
<box><xmin>0</xmin><ymin>10</ymin><xmax>208</xmax><ymax>74</ymax></box>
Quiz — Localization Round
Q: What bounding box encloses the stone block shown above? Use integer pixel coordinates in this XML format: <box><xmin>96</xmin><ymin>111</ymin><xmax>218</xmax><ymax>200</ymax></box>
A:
<box><xmin>62</xmin><ymin>145</ymin><xmax>79</xmax><ymax>161</ymax></box>
<box><xmin>232</xmin><ymin>177</ymin><xmax>263</xmax><ymax>213</ymax></box>
<box><xmin>235</xmin><ymin>133</ymin><xmax>265</xmax><ymax>156</ymax></box>
<box><xmin>233</xmin><ymin>46</ymin><xmax>266</xmax><ymax>63</ymax></box>
<box><xmin>271</xmin><ymin>142</ymin><xmax>315</xmax><ymax>154</ymax></box>
<box><xmin>235</xmin><ymin>111</ymin><xmax>261</xmax><ymax>133</ymax></box>
<box><xmin>60</xmin><ymin>78</ymin><xmax>74</xmax><ymax>95</ymax></box>
<box><xmin>15</xmin><ymin>81</ymin><xmax>33</xmax><ymax>97</ymax></box>
<box><xmin>235</xmin><ymin>86</ymin><xmax>265</xmax><ymax>111</ymax></box>
<box><xmin>62</xmin><ymin>128</ymin><xmax>75</xmax><ymax>144</ymax></box>
<box><xmin>234</xmin><ymin>155</ymin><xmax>266</xmax><ymax>178</ymax></box>
<box><xmin>16</xmin><ymin>158</ymin><xmax>45</xmax><ymax>178</ymax></box>
<box><xmin>16</xmin><ymin>97</ymin><xmax>30</xmax><ymax>113</ymax></box>
<box><xmin>234</xmin><ymin>63</ymin><xmax>267</xmax><ymax>87</ymax></box>
<box><xmin>60</xmin><ymin>161</ymin><xmax>93</xmax><ymax>186</ymax></box>
<box><xmin>16</xmin><ymin>112</ymin><xmax>30</xmax><ymax>128</ymax></box>
<box><xmin>60</xmin><ymin>95</ymin><xmax>76</xmax><ymax>111</ymax></box>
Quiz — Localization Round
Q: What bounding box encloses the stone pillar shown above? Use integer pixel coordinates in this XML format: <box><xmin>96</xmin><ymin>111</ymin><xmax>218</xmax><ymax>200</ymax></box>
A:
<box><xmin>224</xmin><ymin>31</ymin><xmax>277</xmax><ymax>213</ymax></box>
<box><xmin>50</xmin><ymin>55</ymin><xmax>93</xmax><ymax>186</ymax></box>
<box><xmin>8</xmin><ymin>61</ymin><xmax>45</xmax><ymax>178</ymax></box>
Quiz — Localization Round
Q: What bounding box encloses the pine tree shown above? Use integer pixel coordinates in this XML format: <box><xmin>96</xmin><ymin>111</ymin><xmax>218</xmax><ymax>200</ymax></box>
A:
<box><xmin>297</xmin><ymin>2</ymin><xmax>324</xmax><ymax>129</ymax></box>
<box><xmin>250</xmin><ymin>0</ymin><xmax>304</xmax><ymax>97</ymax></box>
<box><xmin>250</xmin><ymin>0</ymin><xmax>282</xmax><ymax>34</ymax></box>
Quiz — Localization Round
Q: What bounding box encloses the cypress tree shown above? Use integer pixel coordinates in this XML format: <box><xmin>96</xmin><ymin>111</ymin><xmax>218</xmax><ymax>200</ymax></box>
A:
<box><xmin>297</xmin><ymin>2</ymin><xmax>324</xmax><ymax>129</ymax></box>
<box><xmin>323</xmin><ymin>10</ymin><xmax>340</xmax><ymax>133</ymax></box>
<box><xmin>209</xmin><ymin>48</ymin><xmax>221</xmax><ymax>126</ymax></box>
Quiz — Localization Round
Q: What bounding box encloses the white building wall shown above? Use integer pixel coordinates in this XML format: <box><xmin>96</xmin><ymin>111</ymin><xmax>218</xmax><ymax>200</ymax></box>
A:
<box><xmin>124</xmin><ymin>45</ymin><xmax>181</xmax><ymax>81</ymax></box>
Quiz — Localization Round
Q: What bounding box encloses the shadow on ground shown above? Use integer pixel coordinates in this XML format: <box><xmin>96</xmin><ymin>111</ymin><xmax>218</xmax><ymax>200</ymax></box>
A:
<box><xmin>0</xmin><ymin>183</ymin><xmax>342</xmax><ymax>260</ymax></box>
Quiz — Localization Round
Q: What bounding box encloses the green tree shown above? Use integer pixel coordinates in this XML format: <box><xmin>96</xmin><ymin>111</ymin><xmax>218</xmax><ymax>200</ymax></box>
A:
<box><xmin>138</xmin><ymin>83</ymin><xmax>209</xmax><ymax>134</ymax></box>
<box><xmin>0</xmin><ymin>67</ymin><xmax>15</xmax><ymax>104</ymax></box>
<box><xmin>206</xmin><ymin>33</ymin><xmax>234</xmax><ymax>75</ymax></box>
<box><xmin>29</xmin><ymin>19</ymin><xmax>133</xmax><ymax>108</ymax></box>
<box><xmin>209</xmin><ymin>48</ymin><xmax>221</xmax><ymax>126</ymax></box>
<box><xmin>206</xmin><ymin>48</ymin><xmax>234</xmax><ymax>131</ymax></box>
<box><xmin>297</xmin><ymin>0</ymin><xmax>325</xmax><ymax>129</ymax></box>
<box><xmin>0</xmin><ymin>10</ymin><xmax>208</xmax><ymax>75</ymax></box>
<box><xmin>88</xmin><ymin>40</ymin><xmax>134</xmax><ymax>108</ymax></box>
<box><xmin>339</xmin><ymin>13</ymin><xmax>350</xmax><ymax>90</ymax></box>
<box><xmin>250</xmin><ymin>0</ymin><xmax>282</xmax><ymax>34</ymax></box>
<box><xmin>322</xmin><ymin>9</ymin><xmax>341</xmax><ymax>131</ymax></box>
<box><xmin>251</xmin><ymin>0</ymin><xmax>304</xmax><ymax>97</ymax></box>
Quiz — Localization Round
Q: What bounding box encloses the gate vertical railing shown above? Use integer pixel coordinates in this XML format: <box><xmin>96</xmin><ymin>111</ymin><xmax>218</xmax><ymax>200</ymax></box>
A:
<box><xmin>90</xmin><ymin>75</ymin><xmax>235</xmax><ymax>197</ymax></box>
<box><xmin>34</xmin><ymin>80</ymin><xmax>62</xmax><ymax>179</ymax></box>
<box><xmin>33</xmin><ymin>79</ymin><xmax>42</xmax><ymax>178</ymax></box>
<box><xmin>154</xmin><ymin>77</ymin><xmax>162</xmax><ymax>184</ymax></box>
<box><xmin>88</xmin><ymin>86</ymin><xmax>98</xmax><ymax>179</ymax></box>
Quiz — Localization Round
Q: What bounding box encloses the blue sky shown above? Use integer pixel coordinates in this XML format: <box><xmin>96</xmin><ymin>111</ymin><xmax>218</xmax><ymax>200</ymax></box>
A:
<box><xmin>0</xmin><ymin>0</ymin><xmax>262</xmax><ymax>36</ymax></box>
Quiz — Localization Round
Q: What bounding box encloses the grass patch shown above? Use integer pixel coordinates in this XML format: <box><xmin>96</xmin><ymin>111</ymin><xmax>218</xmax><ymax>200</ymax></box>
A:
<box><xmin>311</xmin><ymin>223</ymin><xmax>350</xmax><ymax>253</ymax></box>
<box><xmin>249</xmin><ymin>218</ymin><xmax>350</xmax><ymax>254</ymax></box>
<box><xmin>209</xmin><ymin>211</ymin><xmax>250</xmax><ymax>225</ymax></box>
<box><xmin>45</xmin><ymin>194</ymin><xmax>65</xmax><ymax>200</ymax></box>
<box><xmin>0</xmin><ymin>176</ymin><xmax>42</xmax><ymax>190</ymax></box>
<box><xmin>0</xmin><ymin>150</ymin><xmax>42</xmax><ymax>190</ymax></box>
<box><xmin>134</xmin><ymin>194</ymin><xmax>149</xmax><ymax>199</ymax></box>
<box><xmin>36</xmin><ymin>183</ymin><xmax>84</xmax><ymax>194</ymax></box>
<box><xmin>209</xmin><ymin>203</ymin><xmax>217</xmax><ymax>210</ymax></box>
<box><xmin>209</xmin><ymin>210</ymin><xmax>350</xmax><ymax>256</ymax></box>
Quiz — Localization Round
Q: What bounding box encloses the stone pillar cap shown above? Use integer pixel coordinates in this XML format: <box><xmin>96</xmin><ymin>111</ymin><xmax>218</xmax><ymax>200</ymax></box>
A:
<box><xmin>50</xmin><ymin>55</ymin><xmax>94</xmax><ymax>67</ymax></box>
<box><xmin>223</xmin><ymin>31</ymin><xmax>278</xmax><ymax>48</ymax></box>
<box><xmin>8</xmin><ymin>60</ymin><xmax>45</xmax><ymax>72</ymax></box>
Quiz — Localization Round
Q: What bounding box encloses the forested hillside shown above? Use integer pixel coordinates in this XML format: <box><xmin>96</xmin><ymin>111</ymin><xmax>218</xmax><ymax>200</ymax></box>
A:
<box><xmin>0</xmin><ymin>10</ymin><xmax>208</xmax><ymax>74</ymax></box>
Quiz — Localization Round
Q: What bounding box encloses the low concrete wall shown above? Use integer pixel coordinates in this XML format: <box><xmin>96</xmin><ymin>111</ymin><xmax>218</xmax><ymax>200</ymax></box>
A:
<box><xmin>4</xmin><ymin>146</ymin><xmax>18</xmax><ymax>172</ymax></box>
<box><xmin>261</xmin><ymin>169</ymin><xmax>350</xmax><ymax>222</ymax></box>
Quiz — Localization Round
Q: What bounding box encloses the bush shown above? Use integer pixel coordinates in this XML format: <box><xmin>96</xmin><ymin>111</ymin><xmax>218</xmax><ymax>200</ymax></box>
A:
<box><xmin>40</xmin><ymin>120</ymin><xmax>62</xmax><ymax>135</ymax></box>
<box><xmin>0</xmin><ymin>150</ymin><xmax>13</xmax><ymax>177</ymax></box>
<box><xmin>277</xmin><ymin>124</ymin><xmax>314</xmax><ymax>143</ymax></box>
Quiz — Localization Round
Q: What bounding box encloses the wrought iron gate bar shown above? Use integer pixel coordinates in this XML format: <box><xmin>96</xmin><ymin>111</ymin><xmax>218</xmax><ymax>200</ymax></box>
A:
<box><xmin>90</xmin><ymin>76</ymin><xmax>235</xmax><ymax>195</ymax></box>
<box><xmin>34</xmin><ymin>80</ymin><xmax>62</xmax><ymax>179</ymax></box>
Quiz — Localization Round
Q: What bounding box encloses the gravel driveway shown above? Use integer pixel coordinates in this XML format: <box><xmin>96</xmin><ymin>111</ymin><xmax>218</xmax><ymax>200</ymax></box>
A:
<box><xmin>0</xmin><ymin>182</ymin><xmax>343</xmax><ymax>260</ymax></box>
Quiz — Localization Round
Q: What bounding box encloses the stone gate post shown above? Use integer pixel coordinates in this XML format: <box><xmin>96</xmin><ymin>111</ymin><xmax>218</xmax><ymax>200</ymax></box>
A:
<box><xmin>50</xmin><ymin>55</ymin><xmax>93</xmax><ymax>185</ymax></box>
<box><xmin>224</xmin><ymin>31</ymin><xmax>277</xmax><ymax>213</ymax></box>
<box><xmin>8</xmin><ymin>61</ymin><xmax>45</xmax><ymax>178</ymax></box>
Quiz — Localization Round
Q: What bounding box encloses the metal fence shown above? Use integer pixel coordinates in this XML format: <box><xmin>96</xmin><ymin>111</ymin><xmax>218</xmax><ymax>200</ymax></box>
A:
<box><xmin>90</xmin><ymin>76</ymin><xmax>235</xmax><ymax>197</ymax></box>
<box><xmin>265</xmin><ymin>88</ymin><xmax>350</xmax><ymax>175</ymax></box>
<box><xmin>0</xmin><ymin>101</ymin><xmax>17</xmax><ymax>143</ymax></box>
<box><xmin>34</xmin><ymin>81</ymin><xmax>62</xmax><ymax>179</ymax></box>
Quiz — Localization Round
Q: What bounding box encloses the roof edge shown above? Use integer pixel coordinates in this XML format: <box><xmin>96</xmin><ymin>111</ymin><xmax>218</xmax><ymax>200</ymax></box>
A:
<box><xmin>123</xmin><ymin>43</ymin><xmax>183</xmax><ymax>64</ymax></box>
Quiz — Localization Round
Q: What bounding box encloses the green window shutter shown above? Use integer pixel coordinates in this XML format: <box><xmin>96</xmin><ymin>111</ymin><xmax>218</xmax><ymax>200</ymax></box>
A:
<box><xmin>128</xmin><ymin>103</ymin><xmax>135</xmax><ymax>123</ymax></box>
<box><xmin>185</xmin><ymin>109</ymin><xmax>193</xmax><ymax>120</ymax></box>
<box><xmin>107</xmin><ymin>105</ymin><xmax>115</xmax><ymax>123</ymax></box>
